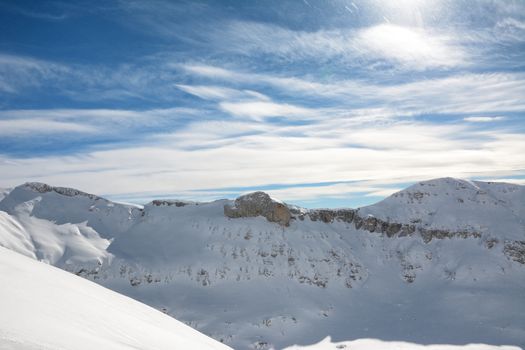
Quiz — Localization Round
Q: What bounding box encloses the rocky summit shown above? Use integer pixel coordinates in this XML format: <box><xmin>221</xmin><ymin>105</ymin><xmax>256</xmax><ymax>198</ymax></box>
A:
<box><xmin>224</xmin><ymin>191</ymin><xmax>292</xmax><ymax>226</ymax></box>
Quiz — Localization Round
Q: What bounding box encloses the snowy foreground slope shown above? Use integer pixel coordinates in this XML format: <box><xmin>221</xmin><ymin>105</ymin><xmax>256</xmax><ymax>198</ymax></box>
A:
<box><xmin>0</xmin><ymin>246</ymin><xmax>232</xmax><ymax>350</ymax></box>
<box><xmin>0</xmin><ymin>178</ymin><xmax>524</xmax><ymax>349</ymax></box>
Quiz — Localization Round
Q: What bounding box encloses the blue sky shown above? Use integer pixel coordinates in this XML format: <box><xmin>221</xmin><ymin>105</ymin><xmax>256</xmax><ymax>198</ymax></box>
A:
<box><xmin>0</xmin><ymin>0</ymin><xmax>524</xmax><ymax>208</ymax></box>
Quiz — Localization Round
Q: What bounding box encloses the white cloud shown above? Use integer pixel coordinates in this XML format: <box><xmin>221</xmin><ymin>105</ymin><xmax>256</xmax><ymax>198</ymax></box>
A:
<box><xmin>321</xmin><ymin>122</ymin><xmax>470</xmax><ymax>151</ymax></box>
<box><xmin>0</xmin><ymin>119</ymin><xmax>96</xmax><ymax>135</ymax></box>
<box><xmin>463</xmin><ymin>116</ymin><xmax>506</xmax><ymax>122</ymax></box>
<box><xmin>356</xmin><ymin>24</ymin><xmax>465</xmax><ymax>69</ymax></box>
<box><xmin>176</xmin><ymin>84</ymin><xmax>242</xmax><ymax>100</ymax></box>
<box><xmin>0</xmin><ymin>53</ymin><xmax>196</xmax><ymax>103</ymax></box>
<box><xmin>176</xmin><ymin>84</ymin><xmax>270</xmax><ymax>102</ymax></box>
<box><xmin>0</xmin><ymin>108</ymin><xmax>198</xmax><ymax>120</ymax></box>
<box><xmin>1</xmin><ymin>4</ymin><xmax>523</xmax><ymax>207</ymax></box>
<box><xmin>379</xmin><ymin>74</ymin><xmax>525</xmax><ymax>115</ymax></box>
<box><xmin>365</xmin><ymin>188</ymin><xmax>403</xmax><ymax>198</ymax></box>
<box><xmin>219</xmin><ymin>101</ymin><xmax>315</xmax><ymax>120</ymax></box>
<box><xmin>0</xmin><ymin>54</ymin><xmax>69</xmax><ymax>93</ymax></box>
<box><xmin>183</xmin><ymin>64</ymin><xmax>525</xmax><ymax>118</ymax></box>
<box><xmin>494</xmin><ymin>18</ymin><xmax>525</xmax><ymax>42</ymax></box>
<box><xmin>181</xmin><ymin>65</ymin><xmax>236</xmax><ymax>79</ymax></box>
<box><xmin>1</xmin><ymin>119</ymin><xmax>524</xmax><ymax>204</ymax></box>
<box><xmin>0</xmin><ymin>108</ymin><xmax>199</xmax><ymax>134</ymax></box>
<box><xmin>264</xmin><ymin>183</ymin><xmax>398</xmax><ymax>202</ymax></box>
<box><xmin>213</xmin><ymin>21</ymin><xmax>466</xmax><ymax>70</ymax></box>
<box><xmin>181</xmin><ymin>63</ymin><xmax>335</xmax><ymax>97</ymax></box>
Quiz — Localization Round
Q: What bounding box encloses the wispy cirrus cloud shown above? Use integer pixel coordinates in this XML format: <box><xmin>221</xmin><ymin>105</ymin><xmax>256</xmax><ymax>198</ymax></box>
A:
<box><xmin>219</xmin><ymin>101</ymin><xmax>315</xmax><ymax>120</ymax></box>
<box><xmin>214</xmin><ymin>21</ymin><xmax>467</xmax><ymax>70</ymax></box>
<box><xmin>0</xmin><ymin>54</ymin><xmax>69</xmax><ymax>93</ymax></box>
<box><xmin>463</xmin><ymin>116</ymin><xmax>506</xmax><ymax>122</ymax></box>
<box><xmin>0</xmin><ymin>107</ymin><xmax>199</xmax><ymax>127</ymax></box>
<box><xmin>0</xmin><ymin>1</ymin><xmax>72</xmax><ymax>21</ymax></box>
<box><xmin>181</xmin><ymin>63</ymin><xmax>525</xmax><ymax>118</ymax></box>
<box><xmin>0</xmin><ymin>108</ymin><xmax>204</xmax><ymax>156</ymax></box>
<box><xmin>176</xmin><ymin>84</ymin><xmax>269</xmax><ymax>101</ymax></box>
<box><xmin>0</xmin><ymin>119</ymin><xmax>95</xmax><ymax>135</ymax></box>
<box><xmin>1</xmin><ymin>0</ymin><xmax>524</xmax><ymax>207</ymax></box>
<box><xmin>0</xmin><ymin>53</ymin><xmax>186</xmax><ymax>104</ymax></box>
<box><xmin>3</xmin><ymin>51</ymin><xmax>523</xmax><ymax>123</ymax></box>
<box><xmin>1</xmin><ymin>115</ymin><xmax>523</xmax><ymax>207</ymax></box>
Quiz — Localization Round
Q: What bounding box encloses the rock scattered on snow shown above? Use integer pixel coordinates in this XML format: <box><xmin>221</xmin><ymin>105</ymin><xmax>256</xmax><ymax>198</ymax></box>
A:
<box><xmin>504</xmin><ymin>240</ymin><xmax>525</xmax><ymax>264</ymax></box>
<box><xmin>24</xmin><ymin>182</ymin><xmax>102</xmax><ymax>201</ymax></box>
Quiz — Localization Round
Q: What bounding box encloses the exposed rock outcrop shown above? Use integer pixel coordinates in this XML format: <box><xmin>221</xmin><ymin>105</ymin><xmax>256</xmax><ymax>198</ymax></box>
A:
<box><xmin>504</xmin><ymin>241</ymin><xmax>525</xmax><ymax>264</ymax></box>
<box><xmin>225</xmin><ymin>192</ymin><xmax>483</xmax><ymax>242</ymax></box>
<box><xmin>150</xmin><ymin>200</ymin><xmax>195</xmax><ymax>207</ymax></box>
<box><xmin>24</xmin><ymin>182</ymin><xmax>102</xmax><ymax>201</ymax></box>
<box><xmin>301</xmin><ymin>209</ymin><xmax>356</xmax><ymax>223</ymax></box>
<box><xmin>302</xmin><ymin>208</ymin><xmax>480</xmax><ymax>242</ymax></box>
<box><xmin>224</xmin><ymin>192</ymin><xmax>291</xmax><ymax>226</ymax></box>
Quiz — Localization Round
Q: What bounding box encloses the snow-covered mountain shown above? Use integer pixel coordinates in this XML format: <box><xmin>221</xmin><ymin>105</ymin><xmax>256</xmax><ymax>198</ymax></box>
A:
<box><xmin>0</xmin><ymin>246</ymin><xmax>231</xmax><ymax>350</ymax></box>
<box><xmin>0</xmin><ymin>178</ymin><xmax>524</xmax><ymax>349</ymax></box>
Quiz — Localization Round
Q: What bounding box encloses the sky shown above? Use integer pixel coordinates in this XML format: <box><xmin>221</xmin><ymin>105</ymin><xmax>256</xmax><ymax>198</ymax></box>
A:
<box><xmin>0</xmin><ymin>0</ymin><xmax>524</xmax><ymax>208</ymax></box>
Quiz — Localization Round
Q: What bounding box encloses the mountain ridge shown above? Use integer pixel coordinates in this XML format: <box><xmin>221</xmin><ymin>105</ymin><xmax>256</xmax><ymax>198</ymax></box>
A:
<box><xmin>0</xmin><ymin>177</ymin><xmax>524</xmax><ymax>349</ymax></box>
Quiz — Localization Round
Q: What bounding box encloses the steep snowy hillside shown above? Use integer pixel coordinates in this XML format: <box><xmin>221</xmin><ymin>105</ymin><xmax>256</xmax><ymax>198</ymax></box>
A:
<box><xmin>0</xmin><ymin>182</ymin><xmax>140</xmax><ymax>266</ymax></box>
<box><xmin>0</xmin><ymin>179</ymin><xmax>524</xmax><ymax>349</ymax></box>
<box><xmin>0</xmin><ymin>246</ymin><xmax>231</xmax><ymax>350</ymax></box>
<box><xmin>0</xmin><ymin>183</ymin><xmax>142</xmax><ymax>238</ymax></box>
<box><xmin>0</xmin><ymin>187</ymin><xmax>10</xmax><ymax>202</ymax></box>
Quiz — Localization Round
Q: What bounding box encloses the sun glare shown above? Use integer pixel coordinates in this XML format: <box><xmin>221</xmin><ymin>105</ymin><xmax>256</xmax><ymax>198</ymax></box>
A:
<box><xmin>358</xmin><ymin>23</ymin><xmax>461</xmax><ymax>68</ymax></box>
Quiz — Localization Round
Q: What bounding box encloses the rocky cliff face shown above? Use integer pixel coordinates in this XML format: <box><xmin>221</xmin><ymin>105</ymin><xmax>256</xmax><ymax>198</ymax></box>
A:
<box><xmin>225</xmin><ymin>192</ymin><xmax>483</xmax><ymax>244</ymax></box>
<box><xmin>224</xmin><ymin>191</ymin><xmax>291</xmax><ymax>226</ymax></box>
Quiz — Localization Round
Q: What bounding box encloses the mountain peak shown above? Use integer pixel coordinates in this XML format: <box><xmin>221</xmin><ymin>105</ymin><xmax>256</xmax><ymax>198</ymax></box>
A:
<box><xmin>415</xmin><ymin>177</ymin><xmax>480</xmax><ymax>189</ymax></box>
<box><xmin>359</xmin><ymin>177</ymin><xmax>525</xmax><ymax>241</ymax></box>
<box><xmin>22</xmin><ymin>182</ymin><xmax>103</xmax><ymax>201</ymax></box>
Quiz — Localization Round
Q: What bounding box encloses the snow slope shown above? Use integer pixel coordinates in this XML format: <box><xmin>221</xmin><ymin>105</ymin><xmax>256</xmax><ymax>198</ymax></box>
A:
<box><xmin>0</xmin><ymin>187</ymin><xmax>10</xmax><ymax>202</ymax></box>
<box><xmin>283</xmin><ymin>337</ymin><xmax>521</xmax><ymax>350</ymax></box>
<box><xmin>359</xmin><ymin>178</ymin><xmax>525</xmax><ymax>240</ymax></box>
<box><xmin>0</xmin><ymin>246</ymin><xmax>232</xmax><ymax>350</ymax></box>
<box><xmin>0</xmin><ymin>179</ymin><xmax>524</xmax><ymax>349</ymax></box>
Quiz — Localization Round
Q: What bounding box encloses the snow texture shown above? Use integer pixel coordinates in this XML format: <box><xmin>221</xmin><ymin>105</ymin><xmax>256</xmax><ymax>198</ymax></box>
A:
<box><xmin>0</xmin><ymin>246</ymin><xmax>232</xmax><ymax>350</ymax></box>
<box><xmin>0</xmin><ymin>178</ymin><xmax>524</xmax><ymax>349</ymax></box>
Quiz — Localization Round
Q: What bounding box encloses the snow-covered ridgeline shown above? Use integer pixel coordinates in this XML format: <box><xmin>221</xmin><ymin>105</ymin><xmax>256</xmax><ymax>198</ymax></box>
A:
<box><xmin>0</xmin><ymin>178</ymin><xmax>524</xmax><ymax>349</ymax></box>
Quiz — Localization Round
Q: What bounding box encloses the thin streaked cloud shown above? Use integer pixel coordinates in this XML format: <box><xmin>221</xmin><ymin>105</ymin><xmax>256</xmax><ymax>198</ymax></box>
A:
<box><xmin>0</xmin><ymin>0</ymin><xmax>524</xmax><ymax>207</ymax></box>
<box><xmin>463</xmin><ymin>116</ymin><xmax>506</xmax><ymax>122</ymax></box>
<box><xmin>0</xmin><ymin>119</ymin><xmax>96</xmax><ymax>135</ymax></box>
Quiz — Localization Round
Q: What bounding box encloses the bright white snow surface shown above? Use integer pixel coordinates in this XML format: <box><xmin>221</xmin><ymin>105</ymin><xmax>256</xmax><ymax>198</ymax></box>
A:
<box><xmin>284</xmin><ymin>336</ymin><xmax>521</xmax><ymax>350</ymax></box>
<box><xmin>0</xmin><ymin>178</ymin><xmax>524</xmax><ymax>349</ymax></box>
<box><xmin>0</xmin><ymin>246</ymin><xmax>232</xmax><ymax>350</ymax></box>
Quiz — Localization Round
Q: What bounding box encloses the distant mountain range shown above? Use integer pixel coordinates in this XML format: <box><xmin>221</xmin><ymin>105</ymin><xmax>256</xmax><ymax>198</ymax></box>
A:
<box><xmin>0</xmin><ymin>178</ymin><xmax>524</xmax><ymax>349</ymax></box>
